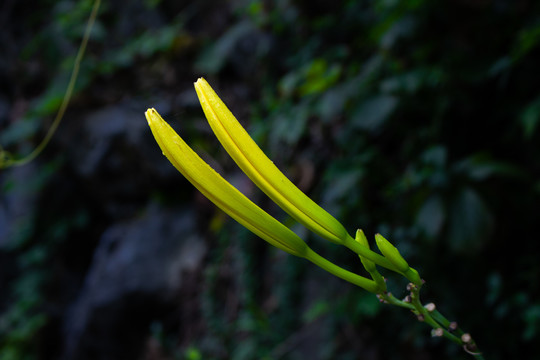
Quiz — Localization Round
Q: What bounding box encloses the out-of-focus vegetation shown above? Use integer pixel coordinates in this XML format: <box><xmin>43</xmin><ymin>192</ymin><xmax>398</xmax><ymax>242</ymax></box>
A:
<box><xmin>1</xmin><ymin>0</ymin><xmax>540</xmax><ymax>359</ymax></box>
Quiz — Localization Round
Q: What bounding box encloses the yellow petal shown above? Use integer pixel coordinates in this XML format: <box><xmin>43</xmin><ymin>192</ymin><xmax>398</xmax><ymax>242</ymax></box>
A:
<box><xmin>145</xmin><ymin>108</ymin><xmax>308</xmax><ymax>257</ymax></box>
<box><xmin>194</xmin><ymin>78</ymin><xmax>349</xmax><ymax>245</ymax></box>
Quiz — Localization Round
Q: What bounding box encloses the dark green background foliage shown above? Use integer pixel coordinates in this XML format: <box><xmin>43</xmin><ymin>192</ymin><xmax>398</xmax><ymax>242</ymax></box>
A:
<box><xmin>1</xmin><ymin>0</ymin><xmax>540</xmax><ymax>359</ymax></box>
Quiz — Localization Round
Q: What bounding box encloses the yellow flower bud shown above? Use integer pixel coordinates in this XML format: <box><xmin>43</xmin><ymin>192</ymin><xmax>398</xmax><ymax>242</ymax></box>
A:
<box><xmin>193</xmin><ymin>78</ymin><xmax>350</xmax><ymax>245</ymax></box>
<box><xmin>145</xmin><ymin>108</ymin><xmax>309</xmax><ymax>258</ymax></box>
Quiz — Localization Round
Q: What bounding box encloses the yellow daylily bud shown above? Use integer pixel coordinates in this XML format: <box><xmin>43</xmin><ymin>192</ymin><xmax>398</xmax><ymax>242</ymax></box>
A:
<box><xmin>374</xmin><ymin>233</ymin><xmax>410</xmax><ymax>273</ymax></box>
<box><xmin>193</xmin><ymin>78</ymin><xmax>349</xmax><ymax>245</ymax></box>
<box><xmin>146</xmin><ymin>108</ymin><xmax>379</xmax><ymax>292</ymax></box>
<box><xmin>145</xmin><ymin>108</ymin><xmax>308</xmax><ymax>258</ymax></box>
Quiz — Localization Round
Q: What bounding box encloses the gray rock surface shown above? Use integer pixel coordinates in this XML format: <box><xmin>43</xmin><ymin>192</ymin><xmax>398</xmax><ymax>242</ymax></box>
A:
<box><xmin>62</xmin><ymin>205</ymin><xmax>206</xmax><ymax>360</ymax></box>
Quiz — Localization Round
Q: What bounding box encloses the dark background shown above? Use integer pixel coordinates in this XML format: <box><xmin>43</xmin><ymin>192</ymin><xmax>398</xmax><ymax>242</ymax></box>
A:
<box><xmin>1</xmin><ymin>0</ymin><xmax>539</xmax><ymax>359</ymax></box>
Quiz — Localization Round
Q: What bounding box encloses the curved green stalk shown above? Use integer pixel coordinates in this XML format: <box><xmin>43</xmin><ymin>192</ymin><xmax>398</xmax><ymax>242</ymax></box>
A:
<box><xmin>304</xmin><ymin>248</ymin><xmax>380</xmax><ymax>293</ymax></box>
<box><xmin>0</xmin><ymin>0</ymin><xmax>102</xmax><ymax>168</ymax></box>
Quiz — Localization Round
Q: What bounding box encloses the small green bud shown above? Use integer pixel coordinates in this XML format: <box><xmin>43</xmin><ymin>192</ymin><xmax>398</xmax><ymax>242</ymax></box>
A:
<box><xmin>374</xmin><ymin>233</ymin><xmax>409</xmax><ymax>273</ymax></box>
<box><xmin>356</xmin><ymin>230</ymin><xmax>386</xmax><ymax>292</ymax></box>
<box><xmin>355</xmin><ymin>230</ymin><xmax>377</xmax><ymax>272</ymax></box>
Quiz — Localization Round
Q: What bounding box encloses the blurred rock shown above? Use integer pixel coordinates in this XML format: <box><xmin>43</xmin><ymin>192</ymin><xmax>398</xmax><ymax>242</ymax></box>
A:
<box><xmin>62</xmin><ymin>205</ymin><xmax>206</xmax><ymax>360</ymax></box>
<box><xmin>64</xmin><ymin>101</ymin><xmax>172</xmax><ymax>178</ymax></box>
<box><xmin>57</xmin><ymin>101</ymin><xmax>178</xmax><ymax>218</ymax></box>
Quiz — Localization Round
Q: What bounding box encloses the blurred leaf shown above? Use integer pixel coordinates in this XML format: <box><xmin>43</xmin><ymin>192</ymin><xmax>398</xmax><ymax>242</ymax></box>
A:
<box><xmin>105</xmin><ymin>23</ymin><xmax>186</xmax><ymax>69</ymax></box>
<box><xmin>421</xmin><ymin>145</ymin><xmax>447</xmax><ymax>167</ymax></box>
<box><xmin>447</xmin><ymin>187</ymin><xmax>494</xmax><ymax>254</ymax></box>
<box><xmin>513</xmin><ymin>24</ymin><xmax>540</xmax><ymax>60</ymax></box>
<box><xmin>523</xmin><ymin>304</ymin><xmax>540</xmax><ymax>341</ymax></box>
<box><xmin>486</xmin><ymin>272</ymin><xmax>502</xmax><ymax>306</ymax></box>
<box><xmin>351</xmin><ymin>95</ymin><xmax>398</xmax><ymax>132</ymax></box>
<box><xmin>185</xmin><ymin>346</ymin><xmax>203</xmax><ymax>360</ymax></box>
<box><xmin>520</xmin><ymin>96</ymin><xmax>540</xmax><ymax>139</ymax></box>
<box><xmin>379</xmin><ymin>15</ymin><xmax>416</xmax><ymax>50</ymax></box>
<box><xmin>303</xmin><ymin>300</ymin><xmax>330</xmax><ymax>323</ymax></box>
<box><xmin>416</xmin><ymin>194</ymin><xmax>445</xmax><ymax>239</ymax></box>
<box><xmin>196</xmin><ymin>21</ymin><xmax>255</xmax><ymax>74</ymax></box>
<box><xmin>298</xmin><ymin>59</ymin><xmax>342</xmax><ymax>96</ymax></box>
<box><xmin>381</xmin><ymin>67</ymin><xmax>447</xmax><ymax>93</ymax></box>
<box><xmin>322</xmin><ymin>169</ymin><xmax>363</xmax><ymax>211</ymax></box>
<box><xmin>488</xmin><ymin>56</ymin><xmax>512</xmax><ymax>77</ymax></box>
<box><xmin>315</xmin><ymin>79</ymin><xmax>359</xmax><ymax>122</ymax></box>
<box><xmin>453</xmin><ymin>153</ymin><xmax>525</xmax><ymax>181</ymax></box>
<box><xmin>0</xmin><ymin>118</ymin><xmax>41</xmax><ymax>147</ymax></box>
<box><xmin>352</xmin><ymin>292</ymin><xmax>381</xmax><ymax>320</ymax></box>
<box><xmin>268</xmin><ymin>102</ymin><xmax>309</xmax><ymax>147</ymax></box>
<box><xmin>280</xmin><ymin>59</ymin><xmax>342</xmax><ymax>98</ymax></box>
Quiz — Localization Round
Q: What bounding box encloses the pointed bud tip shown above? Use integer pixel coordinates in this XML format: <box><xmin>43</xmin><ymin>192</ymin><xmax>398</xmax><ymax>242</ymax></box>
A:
<box><xmin>355</xmin><ymin>229</ymin><xmax>368</xmax><ymax>244</ymax></box>
<box><xmin>145</xmin><ymin>108</ymin><xmax>160</xmax><ymax>126</ymax></box>
<box><xmin>374</xmin><ymin>233</ymin><xmax>410</xmax><ymax>273</ymax></box>
<box><xmin>194</xmin><ymin>77</ymin><xmax>207</xmax><ymax>86</ymax></box>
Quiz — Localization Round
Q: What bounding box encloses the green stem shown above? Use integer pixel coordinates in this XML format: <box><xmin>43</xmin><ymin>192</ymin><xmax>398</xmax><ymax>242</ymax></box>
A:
<box><xmin>408</xmin><ymin>285</ymin><xmax>485</xmax><ymax>360</ymax></box>
<box><xmin>429</xmin><ymin>309</ymin><xmax>485</xmax><ymax>360</ymax></box>
<box><xmin>305</xmin><ymin>248</ymin><xmax>380</xmax><ymax>293</ymax></box>
<box><xmin>343</xmin><ymin>236</ymin><xmax>401</xmax><ymax>272</ymax></box>
<box><xmin>382</xmin><ymin>293</ymin><xmax>415</xmax><ymax>310</ymax></box>
<box><xmin>367</xmin><ymin>269</ymin><xmax>387</xmax><ymax>292</ymax></box>
<box><xmin>409</xmin><ymin>287</ymin><xmax>462</xmax><ymax>344</ymax></box>
<box><xmin>430</xmin><ymin>309</ymin><xmax>455</xmax><ymax>332</ymax></box>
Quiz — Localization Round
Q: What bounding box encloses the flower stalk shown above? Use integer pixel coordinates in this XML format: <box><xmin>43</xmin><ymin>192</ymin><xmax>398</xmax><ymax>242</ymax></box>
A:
<box><xmin>146</xmin><ymin>78</ymin><xmax>483</xmax><ymax>358</ymax></box>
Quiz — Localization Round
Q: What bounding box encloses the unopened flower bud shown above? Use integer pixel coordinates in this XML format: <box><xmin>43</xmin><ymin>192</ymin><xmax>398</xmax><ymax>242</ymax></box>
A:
<box><xmin>375</xmin><ymin>234</ymin><xmax>409</xmax><ymax>272</ymax></box>
<box><xmin>355</xmin><ymin>229</ymin><xmax>377</xmax><ymax>272</ymax></box>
